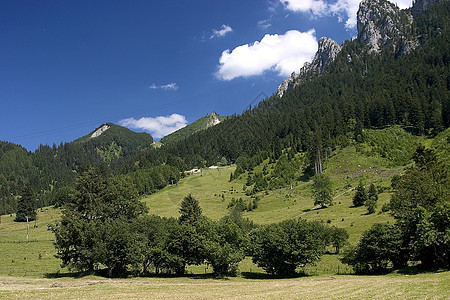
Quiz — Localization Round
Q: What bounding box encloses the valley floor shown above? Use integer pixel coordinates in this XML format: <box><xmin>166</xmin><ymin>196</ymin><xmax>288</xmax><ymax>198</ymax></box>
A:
<box><xmin>1</xmin><ymin>271</ymin><xmax>449</xmax><ymax>299</ymax></box>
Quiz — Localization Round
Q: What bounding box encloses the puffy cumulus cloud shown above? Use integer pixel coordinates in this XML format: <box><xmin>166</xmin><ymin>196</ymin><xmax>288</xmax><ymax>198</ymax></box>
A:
<box><xmin>216</xmin><ymin>29</ymin><xmax>318</xmax><ymax>80</ymax></box>
<box><xmin>119</xmin><ymin>114</ymin><xmax>188</xmax><ymax>139</ymax></box>
<box><xmin>210</xmin><ymin>24</ymin><xmax>233</xmax><ymax>39</ymax></box>
<box><xmin>149</xmin><ymin>82</ymin><xmax>178</xmax><ymax>91</ymax></box>
<box><xmin>280</xmin><ymin>0</ymin><xmax>414</xmax><ymax>29</ymax></box>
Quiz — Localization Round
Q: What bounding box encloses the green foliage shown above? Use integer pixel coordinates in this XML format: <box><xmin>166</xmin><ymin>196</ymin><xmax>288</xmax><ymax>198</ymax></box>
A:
<box><xmin>15</xmin><ymin>183</ymin><xmax>36</xmax><ymax>222</ymax></box>
<box><xmin>250</xmin><ymin>219</ymin><xmax>326</xmax><ymax>276</ymax></box>
<box><xmin>312</xmin><ymin>174</ymin><xmax>333</xmax><ymax>208</ymax></box>
<box><xmin>201</xmin><ymin>218</ymin><xmax>246</xmax><ymax>276</ymax></box>
<box><xmin>49</xmin><ymin>167</ymin><xmax>147</xmax><ymax>275</ymax></box>
<box><xmin>363</xmin><ymin>127</ymin><xmax>420</xmax><ymax>166</ymax></box>
<box><xmin>345</xmin><ymin>145</ymin><xmax>450</xmax><ymax>273</ymax></box>
<box><xmin>342</xmin><ymin>223</ymin><xmax>403</xmax><ymax>274</ymax></box>
<box><xmin>327</xmin><ymin>226</ymin><xmax>349</xmax><ymax>254</ymax></box>
<box><xmin>390</xmin><ymin>146</ymin><xmax>450</xmax><ymax>268</ymax></box>
<box><xmin>353</xmin><ymin>182</ymin><xmax>368</xmax><ymax>207</ymax></box>
<box><xmin>179</xmin><ymin>194</ymin><xmax>203</xmax><ymax>225</ymax></box>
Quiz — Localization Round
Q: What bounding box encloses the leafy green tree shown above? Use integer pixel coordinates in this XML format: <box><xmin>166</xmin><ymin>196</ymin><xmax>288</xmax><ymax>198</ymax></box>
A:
<box><xmin>166</xmin><ymin>223</ymin><xmax>204</xmax><ymax>274</ymax></box>
<box><xmin>329</xmin><ymin>226</ymin><xmax>349</xmax><ymax>254</ymax></box>
<box><xmin>390</xmin><ymin>146</ymin><xmax>450</xmax><ymax>268</ymax></box>
<box><xmin>201</xmin><ymin>218</ymin><xmax>245</xmax><ymax>276</ymax></box>
<box><xmin>312</xmin><ymin>174</ymin><xmax>333</xmax><ymax>208</ymax></box>
<box><xmin>179</xmin><ymin>194</ymin><xmax>202</xmax><ymax>225</ymax></box>
<box><xmin>15</xmin><ymin>182</ymin><xmax>36</xmax><ymax>222</ymax></box>
<box><xmin>352</xmin><ymin>181</ymin><xmax>367</xmax><ymax>207</ymax></box>
<box><xmin>95</xmin><ymin>219</ymin><xmax>145</xmax><ymax>276</ymax></box>
<box><xmin>49</xmin><ymin>167</ymin><xmax>147</xmax><ymax>274</ymax></box>
<box><xmin>251</xmin><ymin>219</ymin><xmax>325</xmax><ymax>276</ymax></box>
<box><xmin>341</xmin><ymin>223</ymin><xmax>403</xmax><ymax>274</ymax></box>
<box><xmin>366</xmin><ymin>183</ymin><xmax>378</xmax><ymax>214</ymax></box>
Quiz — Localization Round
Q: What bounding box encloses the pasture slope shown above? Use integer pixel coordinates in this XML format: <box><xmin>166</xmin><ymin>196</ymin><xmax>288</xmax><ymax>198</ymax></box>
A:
<box><xmin>1</xmin><ymin>134</ymin><xmax>449</xmax><ymax>299</ymax></box>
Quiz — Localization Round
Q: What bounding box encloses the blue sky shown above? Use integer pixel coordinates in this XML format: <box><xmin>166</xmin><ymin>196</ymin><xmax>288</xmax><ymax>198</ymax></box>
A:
<box><xmin>0</xmin><ymin>0</ymin><xmax>412</xmax><ymax>150</ymax></box>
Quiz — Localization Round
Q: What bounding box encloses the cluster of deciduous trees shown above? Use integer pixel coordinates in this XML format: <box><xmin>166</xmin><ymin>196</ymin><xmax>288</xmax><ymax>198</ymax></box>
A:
<box><xmin>50</xmin><ymin>168</ymin><xmax>348</xmax><ymax>277</ymax></box>
<box><xmin>342</xmin><ymin>146</ymin><xmax>450</xmax><ymax>273</ymax></box>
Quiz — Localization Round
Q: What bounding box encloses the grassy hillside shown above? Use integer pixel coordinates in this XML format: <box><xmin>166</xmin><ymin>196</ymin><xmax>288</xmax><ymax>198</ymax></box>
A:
<box><xmin>0</xmin><ymin>127</ymin><xmax>445</xmax><ymax>280</ymax></box>
<box><xmin>0</xmin><ymin>127</ymin><xmax>448</xmax><ymax>299</ymax></box>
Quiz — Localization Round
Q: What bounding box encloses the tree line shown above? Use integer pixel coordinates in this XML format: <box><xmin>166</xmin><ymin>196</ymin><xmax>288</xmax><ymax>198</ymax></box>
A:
<box><xmin>49</xmin><ymin>167</ymin><xmax>349</xmax><ymax>277</ymax></box>
<box><xmin>342</xmin><ymin>146</ymin><xmax>449</xmax><ymax>273</ymax></box>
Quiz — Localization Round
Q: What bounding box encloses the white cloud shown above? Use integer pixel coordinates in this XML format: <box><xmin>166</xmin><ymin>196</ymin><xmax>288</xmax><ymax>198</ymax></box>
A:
<box><xmin>280</xmin><ymin>0</ymin><xmax>414</xmax><ymax>29</ymax></box>
<box><xmin>210</xmin><ymin>24</ymin><xmax>233</xmax><ymax>39</ymax></box>
<box><xmin>258</xmin><ymin>19</ymin><xmax>272</xmax><ymax>30</ymax></box>
<box><xmin>119</xmin><ymin>114</ymin><xmax>188</xmax><ymax>139</ymax></box>
<box><xmin>279</xmin><ymin>0</ymin><xmax>327</xmax><ymax>15</ymax></box>
<box><xmin>149</xmin><ymin>82</ymin><xmax>178</xmax><ymax>91</ymax></box>
<box><xmin>216</xmin><ymin>29</ymin><xmax>318</xmax><ymax>80</ymax></box>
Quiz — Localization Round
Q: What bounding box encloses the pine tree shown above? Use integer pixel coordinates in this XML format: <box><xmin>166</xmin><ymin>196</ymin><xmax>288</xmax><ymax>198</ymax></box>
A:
<box><xmin>353</xmin><ymin>182</ymin><xmax>368</xmax><ymax>207</ymax></box>
<box><xmin>179</xmin><ymin>194</ymin><xmax>202</xmax><ymax>225</ymax></box>
<box><xmin>15</xmin><ymin>183</ymin><xmax>36</xmax><ymax>222</ymax></box>
<box><xmin>367</xmin><ymin>184</ymin><xmax>378</xmax><ymax>201</ymax></box>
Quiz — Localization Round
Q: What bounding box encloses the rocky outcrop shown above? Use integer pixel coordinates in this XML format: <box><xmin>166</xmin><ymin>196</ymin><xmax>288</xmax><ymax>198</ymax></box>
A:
<box><xmin>207</xmin><ymin>112</ymin><xmax>221</xmax><ymax>127</ymax></box>
<box><xmin>91</xmin><ymin>124</ymin><xmax>110</xmax><ymax>138</ymax></box>
<box><xmin>277</xmin><ymin>0</ymin><xmax>441</xmax><ymax>98</ymax></box>
<box><xmin>277</xmin><ymin>37</ymin><xmax>342</xmax><ymax>97</ymax></box>
<box><xmin>357</xmin><ymin>0</ymin><xmax>415</xmax><ymax>54</ymax></box>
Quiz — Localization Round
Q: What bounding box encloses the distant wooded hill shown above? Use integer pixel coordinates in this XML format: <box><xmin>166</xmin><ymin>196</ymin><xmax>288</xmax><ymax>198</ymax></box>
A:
<box><xmin>160</xmin><ymin>112</ymin><xmax>228</xmax><ymax>145</ymax></box>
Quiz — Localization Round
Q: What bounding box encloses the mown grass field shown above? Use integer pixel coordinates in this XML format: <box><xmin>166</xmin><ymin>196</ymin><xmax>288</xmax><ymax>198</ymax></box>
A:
<box><xmin>1</xmin><ymin>271</ymin><xmax>449</xmax><ymax>299</ymax></box>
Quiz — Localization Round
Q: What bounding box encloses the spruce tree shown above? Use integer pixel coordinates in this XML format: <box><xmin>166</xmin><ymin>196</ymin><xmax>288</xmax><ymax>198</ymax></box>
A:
<box><xmin>179</xmin><ymin>194</ymin><xmax>202</xmax><ymax>225</ymax></box>
<box><xmin>353</xmin><ymin>182</ymin><xmax>368</xmax><ymax>207</ymax></box>
<box><xmin>15</xmin><ymin>183</ymin><xmax>36</xmax><ymax>222</ymax></box>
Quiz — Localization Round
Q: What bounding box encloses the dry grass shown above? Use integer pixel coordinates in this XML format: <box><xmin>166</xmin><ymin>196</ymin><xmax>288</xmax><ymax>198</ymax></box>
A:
<box><xmin>0</xmin><ymin>271</ymin><xmax>449</xmax><ymax>299</ymax></box>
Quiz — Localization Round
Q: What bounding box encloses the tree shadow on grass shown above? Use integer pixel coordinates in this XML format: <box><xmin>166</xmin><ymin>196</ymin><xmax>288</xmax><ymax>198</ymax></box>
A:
<box><xmin>240</xmin><ymin>272</ymin><xmax>310</xmax><ymax>280</ymax></box>
<box><xmin>45</xmin><ymin>271</ymin><xmax>84</xmax><ymax>279</ymax></box>
<box><xmin>397</xmin><ymin>266</ymin><xmax>448</xmax><ymax>275</ymax></box>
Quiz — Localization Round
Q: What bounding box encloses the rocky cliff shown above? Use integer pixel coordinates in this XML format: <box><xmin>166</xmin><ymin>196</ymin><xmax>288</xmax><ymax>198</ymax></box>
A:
<box><xmin>277</xmin><ymin>0</ymin><xmax>443</xmax><ymax>98</ymax></box>
<box><xmin>277</xmin><ymin>37</ymin><xmax>342</xmax><ymax>97</ymax></box>
<box><xmin>357</xmin><ymin>0</ymin><xmax>415</xmax><ymax>54</ymax></box>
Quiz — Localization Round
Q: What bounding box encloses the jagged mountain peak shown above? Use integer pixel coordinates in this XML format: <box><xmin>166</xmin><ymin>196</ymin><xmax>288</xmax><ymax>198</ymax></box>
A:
<box><xmin>357</xmin><ymin>0</ymin><xmax>415</xmax><ymax>54</ymax></box>
<box><xmin>277</xmin><ymin>36</ymin><xmax>342</xmax><ymax>97</ymax></box>
<box><xmin>276</xmin><ymin>0</ymin><xmax>440</xmax><ymax>98</ymax></box>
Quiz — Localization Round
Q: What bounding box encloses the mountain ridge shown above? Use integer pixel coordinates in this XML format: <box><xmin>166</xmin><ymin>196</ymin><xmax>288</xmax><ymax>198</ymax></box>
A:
<box><xmin>277</xmin><ymin>0</ymin><xmax>442</xmax><ymax>97</ymax></box>
<box><xmin>160</xmin><ymin>112</ymin><xmax>227</xmax><ymax>145</ymax></box>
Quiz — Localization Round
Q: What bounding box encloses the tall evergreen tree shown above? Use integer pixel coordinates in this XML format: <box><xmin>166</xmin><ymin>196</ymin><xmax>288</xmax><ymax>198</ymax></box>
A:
<box><xmin>15</xmin><ymin>182</ymin><xmax>36</xmax><ymax>222</ymax></box>
<box><xmin>353</xmin><ymin>181</ymin><xmax>368</xmax><ymax>207</ymax></box>
<box><xmin>178</xmin><ymin>194</ymin><xmax>202</xmax><ymax>225</ymax></box>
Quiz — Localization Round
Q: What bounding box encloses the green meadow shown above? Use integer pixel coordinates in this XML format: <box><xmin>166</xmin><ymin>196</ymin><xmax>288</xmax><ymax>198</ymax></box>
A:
<box><xmin>1</xmin><ymin>131</ymin><xmax>448</xmax><ymax>298</ymax></box>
